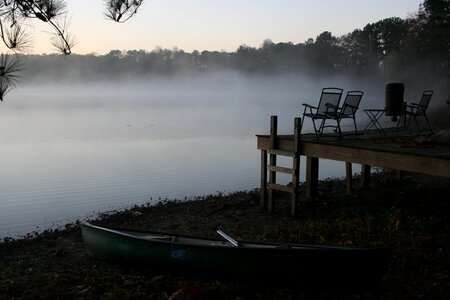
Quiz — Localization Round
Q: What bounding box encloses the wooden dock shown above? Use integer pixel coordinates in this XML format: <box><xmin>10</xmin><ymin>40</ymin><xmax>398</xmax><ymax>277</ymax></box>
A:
<box><xmin>257</xmin><ymin>116</ymin><xmax>450</xmax><ymax>216</ymax></box>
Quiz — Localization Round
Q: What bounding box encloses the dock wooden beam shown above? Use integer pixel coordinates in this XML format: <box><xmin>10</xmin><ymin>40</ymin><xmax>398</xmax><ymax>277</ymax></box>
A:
<box><xmin>299</xmin><ymin>142</ymin><xmax>450</xmax><ymax>177</ymax></box>
<box><xmin>258</xmin><ymin>136</ymin><xmax>450</xmax><ymax>178</ymax></box>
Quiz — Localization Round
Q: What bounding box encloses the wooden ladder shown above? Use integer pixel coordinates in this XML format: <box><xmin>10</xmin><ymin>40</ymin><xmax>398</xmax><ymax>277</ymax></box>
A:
<box><xmin>261</xmin><ymin>116</ymin><xmax>301</xmax><ymax>216</ymax></box>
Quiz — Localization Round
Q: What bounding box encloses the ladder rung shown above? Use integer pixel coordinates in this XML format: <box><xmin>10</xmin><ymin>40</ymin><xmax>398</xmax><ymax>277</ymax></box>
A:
<box><xmin>268</xmin><ymin>165</ymin><xmax>294</xmax><ymax>175</ymax></box>
<box><xmin>268</xmin><ymin>149</ymin><xmax>295</xmax><ymax>157</ymax></box>
<box><xmin>268</xmin><ymin>183</ymin><xmax>293</xmax><ymax>193</ymax></box>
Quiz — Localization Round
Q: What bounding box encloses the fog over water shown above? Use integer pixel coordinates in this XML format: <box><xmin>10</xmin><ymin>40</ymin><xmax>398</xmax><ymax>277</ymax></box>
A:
<box><xmin>0</xmin><ymin>71</ymin><xmax>442</xmax><ymax>238</ymax></box>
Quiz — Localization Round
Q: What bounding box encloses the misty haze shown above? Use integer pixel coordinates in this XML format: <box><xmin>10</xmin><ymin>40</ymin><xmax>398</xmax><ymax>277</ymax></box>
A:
<box><xmin>1</xmin><ymin>55</ymin><xmax>448</xmax><ymax>237</ymax></box>
<box><xmin>0</xmin><ymin>72</ymin><xmax>356</xmax><ymax>237</ymax></box>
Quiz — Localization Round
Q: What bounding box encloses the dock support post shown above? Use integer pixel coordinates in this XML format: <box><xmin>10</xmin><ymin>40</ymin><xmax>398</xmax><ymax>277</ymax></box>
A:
<box><xmin>346</xmin><ymin>162</ymin><xmax>353</xmax><ymax>194</ymax></box>
<box><xmin>362</xmin><ymin>164</ymin><xmax>371</xmax><ymax>190</ymax></box>
<box><xmin>260</xmin><ymin>150</ymin><xmax>267</xmax><ymax>208</ymax></box>
<box><xmin>268</xmin><ymin>116</ymin><xmax>278</xmax><ymax>213</ymax></box>
<box><xmin>306</xmin><ymin>157</ymin><xmax>319</xmax><ymax>200</ymax></box>
<box><xmin>291</xmin><ymin>117</ymin><xmax>301</xmax><ymax>217</ymax></box>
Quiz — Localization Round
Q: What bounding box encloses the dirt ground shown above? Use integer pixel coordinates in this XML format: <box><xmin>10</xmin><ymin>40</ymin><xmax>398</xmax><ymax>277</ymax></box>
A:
<box><xmin>1</xmin><ymin>170</ymin><xmax>449</xmax><ymax>299</ymax></box>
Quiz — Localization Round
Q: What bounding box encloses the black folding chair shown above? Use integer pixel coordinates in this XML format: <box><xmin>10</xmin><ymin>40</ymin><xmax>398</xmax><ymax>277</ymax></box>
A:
<box><xmin>302</xmin><ymin>87</ymin><xmax>343</xmax><ymax>138</ymax></box>
<box><xmin>331</xmin><ymin>90</ymin><xmax>364</xmax><ymax>136</ymax></box>
<box><xmin>403</xmin><ymin>90</ymin><xmax>433</xmax><ymax>132</ymax></box>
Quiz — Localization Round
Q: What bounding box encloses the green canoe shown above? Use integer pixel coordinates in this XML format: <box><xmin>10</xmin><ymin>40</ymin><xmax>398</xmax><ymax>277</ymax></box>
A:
<box><xmin>81</xmin><ymin>222</ymin><xmax>390</xmax><ymax>285</ymax></box>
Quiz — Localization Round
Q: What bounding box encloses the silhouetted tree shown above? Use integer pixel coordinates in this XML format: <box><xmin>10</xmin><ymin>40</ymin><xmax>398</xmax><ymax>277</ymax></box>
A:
<box><xmin>233</xmin><ymin>44</ymin><xmax>262</xmax><ymax>73</ymax></box>
<box><xmin>370</xmin><ymin>17</ymin><xmax>407</xmax><ymax>77</ymax></box>
<box><xmin>259</xmin><ymin>40</ymin><xmax>305</xmax><ymax>73</ymax></box>
<box><xmin>407</xmin><ymin>0</ymin><xmax>449</xmax><ymax>100</ymax></box>
<box><xmin>197</xmin><ymin>50</ymin><xmax>230</xmax><ymax>71</ymax></box>
<box><xmin>310</xmin><ymin>31</ymin><xmax>345</xmax><ymax>73</ymax></box>
<box><xmin>339</xmin><ymin>29</ymin><xmax>375</xmax><ymax>75</ymax></box>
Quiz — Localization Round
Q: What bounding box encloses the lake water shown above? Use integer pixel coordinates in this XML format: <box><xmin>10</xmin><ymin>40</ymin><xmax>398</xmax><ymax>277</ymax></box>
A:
<box><xmin>0</xmin><ymin>74</ymin><xmax>369</xmax><ymax>238</ymax></box>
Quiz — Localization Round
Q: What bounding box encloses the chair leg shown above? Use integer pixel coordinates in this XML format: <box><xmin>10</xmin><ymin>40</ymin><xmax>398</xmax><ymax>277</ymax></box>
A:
<box><xmin>336</xmin><ymin>120</ymin><xmax>343</xmax><ymax>138</ymax></box>
<box><xmin>352</xmin><ymin>117</ymin><xmax>358</xmax><ymax>135</ymax></box>
<box><xmin>424</xmin><ymin>115</ymin><xmax>433</xmax><ymax>133</ymax></box>
<box><xmin>311</xmin><ymin>118</ymin><xmax>320</xmax><ymax>138</ymax></box>
<box><xmin>301</xmin><ymin>107</ymin><xmax>310</xmax><ymax>135</ymax></box>
<box><xmin>318</xmin><ymin>119</ymin><xmax>327</xmax><ymax>137</ymax></box>
<box><xmin>413</xmin><ymin>116</ymin><xmax>421</xmax><ymax>131</ymax></box>
<box><xmin>396</xmin><ymin>117</ymin><xmax>403</xmax><ymax>130</ymax></box>
<box><xmin>406</xmin><ymin>114</ymin><xmax>413</xmax><ymax>130</ymax></box>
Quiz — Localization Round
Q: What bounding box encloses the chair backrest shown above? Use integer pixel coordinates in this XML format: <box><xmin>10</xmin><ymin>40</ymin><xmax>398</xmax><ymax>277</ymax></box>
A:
<box><xmin>317</xmin><ymin>87</ymin><xmax>343</xmax><ymax>115</ymax></box>
<box><xmin>340</xmin><ymin>91</ymin><xmax>364</xmax><ymax>117</ymax></box>
<box><xmin>416</xmin><ymin>90</ymin><xmax>433</xmax><ymax>114</ymax></box>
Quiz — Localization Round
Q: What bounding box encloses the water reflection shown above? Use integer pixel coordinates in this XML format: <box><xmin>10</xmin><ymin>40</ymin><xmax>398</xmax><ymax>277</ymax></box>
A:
<box><xmin>0</xmin><ymin>81</ymin><xmax>350</xmax><ymax>238</ymax></box>
<box><xmin>0</xmin><ymin>138</ymin><xmax>260</xmax><ymax>237</ymax></box>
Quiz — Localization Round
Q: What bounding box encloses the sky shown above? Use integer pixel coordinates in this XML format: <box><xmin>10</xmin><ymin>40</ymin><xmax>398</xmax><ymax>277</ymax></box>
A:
<box><xmin>25</xmin><ymin>0</ymin><xmax>423</xmax><ymax>55</ymax></box>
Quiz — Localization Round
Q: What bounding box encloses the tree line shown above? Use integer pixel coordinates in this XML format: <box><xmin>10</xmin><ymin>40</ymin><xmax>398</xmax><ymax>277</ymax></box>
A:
<box><xmin>19</xmin><ymin>0</ymin><xmax>448</xmax><ymax>88</ymax></box>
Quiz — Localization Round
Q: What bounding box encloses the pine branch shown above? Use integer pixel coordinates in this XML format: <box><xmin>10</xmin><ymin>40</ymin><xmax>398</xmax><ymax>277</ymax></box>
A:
<box><xmin>0</xmin><ymin>53</ymin><xmax>22</xmax><ymax>101</ymax></box>
<box><xmin>0</xmin><ymin>0</ymin><xmax>145</xmax><ymax>101</ymax></box>
<box><xmin>104</xmin><ymin>0</ymin><xmax>144</xmax><ymax>23</ymax></box>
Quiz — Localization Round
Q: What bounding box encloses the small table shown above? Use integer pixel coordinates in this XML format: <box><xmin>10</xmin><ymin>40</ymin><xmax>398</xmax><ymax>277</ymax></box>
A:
<box><xmin>364</xmin><ymin>109</ymin><xmax>387</xmax><ymax>134</ymax></box>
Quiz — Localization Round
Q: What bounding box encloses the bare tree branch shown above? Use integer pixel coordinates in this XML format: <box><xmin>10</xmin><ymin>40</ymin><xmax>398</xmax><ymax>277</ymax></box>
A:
<box><xmin>0</xmin><ymin>0</ymin><xmax>71</xmax><ymax>54</ymax></box>
<box><xmin>104</xmin><ymin>0</ymin><xmax>144</xmax><ymax>23</ymax></box>
<box><xmin>0</xmin><ymin>1</ymin><xmax>145</xmax><ymax>55</ymax></box>
<box><xmin>50</xmin><ymin>16</ymin><xmax>76</xmax><ymax>55</ymax></box>
<box><xmin>0</xmin><ymin>0</ymin><xmax>144</xmax><ymax>101</ymax></box>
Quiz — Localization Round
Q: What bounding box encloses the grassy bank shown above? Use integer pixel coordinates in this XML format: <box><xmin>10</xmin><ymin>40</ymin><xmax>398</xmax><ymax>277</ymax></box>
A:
<box><xmin>1</xmin><ymin>171</ymin><xmax>449</xmax><ymax>299</ymax></box>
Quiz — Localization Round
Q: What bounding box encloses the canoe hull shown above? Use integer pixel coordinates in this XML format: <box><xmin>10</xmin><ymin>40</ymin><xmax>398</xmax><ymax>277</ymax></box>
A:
<box><xmin>81</xmin><ymin>223</ymin><xmax>390</xmax><ymax>285</ymax></box>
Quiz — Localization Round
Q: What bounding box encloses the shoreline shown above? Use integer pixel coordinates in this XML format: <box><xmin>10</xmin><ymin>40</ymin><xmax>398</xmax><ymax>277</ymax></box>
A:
<box><xmin>1</xmin><ymin>171</ymin><xmax>449</xmax><ymax>298</ymax></box>
<box><xmin>0</xmin><ymin>187</ymin><xmax>261</xmax><ymax>242</ymax></box>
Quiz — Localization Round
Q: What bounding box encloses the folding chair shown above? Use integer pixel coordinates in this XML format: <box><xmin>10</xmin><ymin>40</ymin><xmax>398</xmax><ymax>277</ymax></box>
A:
<box><xmin>302</xmin><ymin>87</ymin><xmax>343</xmax><ymax>138</ymax></box>
<box><xmin>332</xmin><ymin>90</ymin><xmax>364</xmax><ymax>136</ymax></box>
<box><xmin>403</xmin><ymin>90</ymin><xmax>433</xmax><ymax>132</ymax></box>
